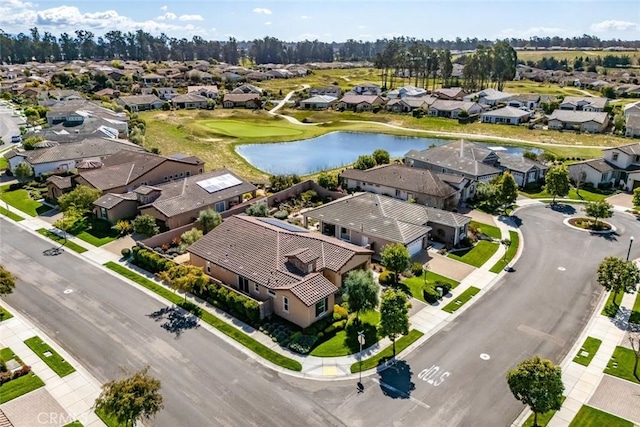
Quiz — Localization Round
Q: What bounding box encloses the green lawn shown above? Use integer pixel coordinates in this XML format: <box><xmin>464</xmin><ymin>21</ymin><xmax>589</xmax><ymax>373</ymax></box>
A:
<box><xmin>0</xmin><ymin>347</ymin><xmax>45</xmax><ymax>404</ymax></box>
<box><xmin>104</xmin><ymin>262</ymin><xmax>302</xmax><ymax>371</ymax></box>
<box><xmin>573</xmin><ymin>337</ymin><xmax>603</xmax><ymax>367</ymax></box>
<box><xmin>0</xmin><ymin>156</ymin><xmax>7</xmax><ymax>170</ymax></box>
<box><xmin>629</xmin><ymin>292</ymin><xmax>640</xmax><ymax>324</ymax></box>
<box><xmin>24</xmin><ymin>336</ymin><xmax>76</xmax><ymax>377</ymax></box>
<box><xmin>569</xmin><ymin>405</ymin><xmax>633</xmax><ymax>427</ymax></box>
<box><xmin>523</xmin><ymin>396</ymin><xmax>566</xmax><ymax>427</ymax></box>
<box><xmin>350</xmin><ymin>330</ymin><xmax>424</xmax><ymax>373</ymax></box>
<box><xmin>400</xmin><ymin>272</ymin><xmax>460</xmax><ymax>303</ymax></box>
<box><xmin>448</xmin><ymin>241</ymin><xmax>499</xmax><ymax>268</ymax></box>
<box><xmin>470</xmin><ymin>220</ymin><xmax>501</xmax><ymax>239</ymax></box>
<box><xmin>0</xmin><ymin>205</ymin><xmax>25</xmax><ymax>221</ymax></box>
<box><xmin>71</xmin><ymin>217</ymin><xmax>119</xmax><ymax>247</ymax></box>
<box><xmin>0</xmin><ymin>304</ymin><xmax>13</xmax><ymax>321</ymax></box>
<box><xmin>605</xmin><ymin>346</ymin><xmax>640</xmax><ymax>385</ymax></box>
<box><xmin>442</xmin><ymin>287</ymin><xmax>481</xmax><ymax>313</ymax></box>
<box><xmin>602</xmin><ymin>291</ymin><xmax>624</xmax><ymax>317</ymax></box>
<box><xmin>489</xmin><ymin>231</ymin><xmax>520</xmax><ymax>273</ymax></box>
<box><xmin>520</xmin><ymin>187</ymin><xmax>610</xmax><ymax>202</ymax></box>
<box><xmin>96</xmin><ymin>408</ymin><xmax>125</xmax><ymax>427</ymax></box>
<box><xmin>0</xmin><ymin>187</ymin><xmax>49</xmax><ymax>217</ymax></box>
<box><xmin>200</xmin><ymin>119</ymin><xmax>305</xmax><ymax>138</ymax></box>
<box><xmin>63</xmin><ymin>422</ymin><xmax>84</xmax><ymax>427</ymax></box>
<box><xmin>310</xmin><ymin>310</ymin><xmax>380</xmax><ymax>357</ymax></box>
<box><xmin>36</xmin><ymin>229</ymin><xmax>88</xmax><ymax>253</ymax></box>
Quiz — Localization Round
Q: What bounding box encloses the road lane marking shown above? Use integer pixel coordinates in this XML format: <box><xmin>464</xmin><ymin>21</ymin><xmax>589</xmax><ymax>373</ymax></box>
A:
<box><xmin>369</xmin><ymin>378</ymin><xmax>431</xmax><ymax>410</ymax></box>
<box><xmin>480</xmin><ymin>353</ymin><xmax>490</xmax><ymax>360</ymax></box>
<box><xmin>517</xmin><ymin>324</ymin><xmax>566</xmax><ymax>347</ymax></box>
<box><xmin>418</xmin><ymin>365</ymin><xmax>451</xmax><ymax>386</ymax></box>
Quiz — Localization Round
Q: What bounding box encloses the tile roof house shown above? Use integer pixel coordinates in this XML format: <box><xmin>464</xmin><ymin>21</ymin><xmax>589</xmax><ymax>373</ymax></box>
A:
<box><xmin>567</xmin><ymin>158</ymin><xmax>617</xmax><ymax>189</ymax></box>
<box><xmin>340</xmin><ymin>164</ymin><xmax>459</xmax><ymax>209</ymax></box>
<box><xmin>386</xmin><ymin>96</ymin><xmax>435</xmax><ymax>113</ymax></box>
<box><xmin>575</xmin><ymin>144</ymin><xmax>640</xmax><ymax>190</ymax></box>
<box><xmin>4</xmin><ymin>137</ymin><xmax>144</xmax><ymax>177</ymax></box>
<box><xmin>404</xmin><ymin>140</ymin><xmax>547</xmax><ymax>189</ymax></box>
<box><xmin>626</xmin><ymin>114</ymin><xmax>640</xmax><ymax>138</ymax></box>
<box><xmin>171</xmin><ymin>93</ymin><xmax>209</xmax><ymax>110</ymax></box>
<box><xmin>188</xmin><ymin>215</ymin><xmax>372</xmax><ymax>328</ymax></box>
<box><xmin>299</xmin><ymin>95</ymin><xmax>338</xmax><ymax>110</ymax></box>
<box><xmin>222</xmin><ymin>93</ymin><xmax>261</xmax><ymax>109</ymax></box>
<box><xmin>336</xmin><ymin>94</ymin><xmax>385</xmax><ymax>112</ymax></box>
<box><xmin>463</xmin><ymin>88</ymin><xmax>513</xmax><ymax>106</ymax></box>
<box><xmin>547</xmin><ymin>110</ymin><xmax>610</xmax><ymax>133</ymax></box>
<box><xmin>558</xmin><ymin>96</ymin><xmax>609</xmax><ymax>112</ymax></box>
<box><xmin>116</xmin><ymin>94</ymin><xmax>165</xmax><ymax>112</ymax></box>
<box><xmin>433</xmin><ymin>87</ymin><xmax>466</xmax><ymax>100</ymax></box>
<box><xmin>428</xmin><ymin>100</ymin><xmax>484</xmax><ymax>118</ymax></box>
<box><xmin>480</xmin><ymin>106</ymin><xmax>532</xmax><ymax>125</ymax></box>
<box><xmin>303</xmin><ymin>192</ymin><xmax>472</xmax><ymax>256</ymax></box>
<box><xmin>138</xmin><ymin>169</ymin><xmax>257</xmax><ymax>229</ymax></box>
<box><xmin>45</xmin><ymin>175</ymin><xmax>73</xmax><ymax>202</ymax></box>
<box><xmin>187</xmin><ymin>85</ymin><xmax>219</xmax><ymax>99</ymax></box>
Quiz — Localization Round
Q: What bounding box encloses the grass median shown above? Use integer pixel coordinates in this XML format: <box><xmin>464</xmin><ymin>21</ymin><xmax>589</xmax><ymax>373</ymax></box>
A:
<box><xmin>350</xmin><ymin>330</ymin><xmax>424</xmax><ymax>373</ymax></box>
<box><xmin>0</xmin><ymin>304</ymin><xmax>13</xmax><ymax>321</ymax></box>
<box><xmin>104</xmin><ymin>262</ymin><xmax>302</xmax><ymax>372</ymax></box>
<box><xmin>489</xmin><ymin>231</ymin><xmax>520</xmax><ymax>273</ymax></box>
<box><xmin>442</xmin><ymin>286</ymin><xmax>481</xmax><ymax>313</ymax></box>
<box><xmin>0</xmin><ymin>205</ymin><xmax>24</xmax><ymax>221</ymax></box>
<box><xmin>24</xmin><ymin>336</ymin><xmax>76</xmax><ymax>377</ymax></box>
<box><xmin>573</xmin><ymin>337</ymin><xmax>602</xmax><ymax>367</ymax></box>
<box><xmin>602</xmin><ymin>291</ymin><xmax>624</xmax><ymax>317</ymax></box>
<box><xmin>36</xmin><ymin>229</ymin><xmax>88</xmax><ymax>253</ymax></box>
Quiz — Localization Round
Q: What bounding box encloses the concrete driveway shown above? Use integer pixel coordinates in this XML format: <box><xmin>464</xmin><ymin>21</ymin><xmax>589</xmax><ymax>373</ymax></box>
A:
<box><xmin>606</xmin><ymin>192</ymin><xmax>634</xmax><ymax>209</ymax></box>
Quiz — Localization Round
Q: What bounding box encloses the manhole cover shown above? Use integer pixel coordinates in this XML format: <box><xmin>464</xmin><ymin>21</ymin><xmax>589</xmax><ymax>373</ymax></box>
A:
<box><xmin>480</xmin><ymin>353</ymin><xmax>491</xmax><ymax>360</ymax></box>
<box><xmin>63</xmin><ymin>289</ymin><xmax>73</xmax><ymax>294</ymax></box>
<box><xmin>558</xmin><ymin>267</ymin><xmax>566</xmax><ymax>271</ymax></box>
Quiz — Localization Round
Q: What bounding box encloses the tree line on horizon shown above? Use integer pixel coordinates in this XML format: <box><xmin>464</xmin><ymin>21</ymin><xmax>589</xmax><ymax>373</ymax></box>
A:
<box><xmin>0</xmin><ymin>27</ymin><xmax>638</xmax><ymax>65</ymax></box>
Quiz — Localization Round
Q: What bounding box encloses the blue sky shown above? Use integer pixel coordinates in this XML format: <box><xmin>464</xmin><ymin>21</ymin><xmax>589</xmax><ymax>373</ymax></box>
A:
<box><xmin>0</xmin><ymin>0</ymin><xmax>638</xmax><ymax>42</ymax></box>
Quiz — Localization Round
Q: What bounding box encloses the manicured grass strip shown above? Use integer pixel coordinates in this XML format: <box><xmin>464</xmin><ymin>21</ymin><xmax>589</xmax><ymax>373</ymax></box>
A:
<box><xmin>24</xmin><ymin>336</ymin><xmax>76</xmax><ymax>377</ymax></box>
<box><xmin>104</xmin><ymin>262</ymin><xmax>302</xmax><ymax>371</ymax></box>
<box><xmin>489</xmin><ymin>231</ymin><xmax>520</xmax><ymax>273</ymax></box>
<box><xmin>0</xmin><ymin>305</ymin><xmax>13</xmax><ymax>321</ymax></box>
<box><xmin>96</xmin><ymin>408</ymin><xmax>125</xmax><ymax>427</ymax></box>
<box><xmin>350</xmin><ymin>330</ymin><xmax>424</xmax><ymax>373</ymax></box>
<box><xmin>573</xmin><ymin>337</ymin><xmax>602</xmax><ymax>367</ymax></box>
<box><xmin>401</xmin><ymin>272</ymin><xmax>460</xmax><ymax>303</ymax></box>
<box><xmin>520</xmin><ymin>187</ymin><xmax>610</xmax><ymax>202</ymax></box>
<box><xmin>605</xmin><ymin>346</ymin><xmax>640</xmax><ymax>385</ymax></box>
<box><xmin>629</xmin><ymin>292</ymin><xmax>640</xmax><ymax>324</ymax></box>
<box><xmin>523</xmin><ymin>396</ymin><xmax>566</xmax><ymax>427</ymax></box>
<box><xmin>448</xmin><ymin>241</ymin><xmax>499</xmax><ymax>268</ymax></box>
<box><xmin>0</xmin><ymin>187</ymin><xmax>48</xmax><ymax>217</ymax></box>
<box><xmin>0</xmin><ymin>346</ymin><xmax>45</xmax><ymax>404</ymax></box>
<box><xmin>601</xmin><ymin>291</ymin><xmax>624</xmax><ymax>317</ymax></box>
<box><xmin>310</xmin><ymin>310</ymin><xmax>381</xmax><ymax>357</ymax></box>
<box><xmin>470</xmin><ymin>220</ymin><xmax>501</xmax><ymax>240</ymax></box>
<box><xmin>568</xmin><ymin>405</ymin><xmax>633</xmax><ymax>427</ymax></box>
<box><xmin>0</xmin><ymin>205</ymin><xmax>24</xmax><ymax>221</ymax></box>
<box><xmin>442</xmin><ymin>286</ymin><xmax>481</xmax><ymax>313</ymax></box>
<box><xmin>63</xmin><ymin>422</ymin><xmax>84</xmax><ymax>427</ymax></box>
<box><xmin>36</xmin><ymin>229</ymin><xmax>88</xmax><ymax>253</ymax></box>
<box><xmin>72</xmin><ymin>218</ymin><xmax>119</xmax><ymax>247</ymax></box>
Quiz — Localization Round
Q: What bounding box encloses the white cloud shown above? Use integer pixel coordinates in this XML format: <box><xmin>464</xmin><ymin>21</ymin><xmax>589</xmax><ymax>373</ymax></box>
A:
<box><xmin>301</xmin><ymin>15</ymin><xmax>309</xmax><ymax>20</ymax></box>
<box><xmin>358</xmin><ymin>25</ymin><xmax>367</xmax><ymax>29</ymax></box>
<box><xmin>157</xmin><ymin>12</ymin><xmax>177</xmax><ymax>20</ymax></box>
<box><xmin>357</xmin><ymin>34</ymin><xmax>373</xmax><ymax>39</ymax></box>
<box><xmin>252</xmin><ymin>7</ymin><xmax>272</xmax><ymax>15</ymax></box>
<box><xmin>497</xmin><ymin>26</ymin><xmax>568</xmax><ymax>38</ymax></box>
<box><xmin>590</xmin><ymin>20</ymin><xmax>639</xmax><ymax>32</ymax></box>
<box><xmin>179</xmin><ymin>14</ymin><xmax>203</xmax><ymax>21</ymax></box>
<box><xmin>264</xmin><ymin>21</ymin><xmax>271</xmax><ymax>25</ymax></box>
<box><xmin>160</xmin><ymin>5</ymin><xmax>168</xmax><ymax>11</ymax></box>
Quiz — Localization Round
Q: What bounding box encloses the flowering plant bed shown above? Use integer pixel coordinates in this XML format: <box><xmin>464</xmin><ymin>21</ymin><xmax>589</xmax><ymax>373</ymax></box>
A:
<box><xmin>568</xmin><ymin>217</ymin><xmax>612</xmax><ymax>231</ymax></box>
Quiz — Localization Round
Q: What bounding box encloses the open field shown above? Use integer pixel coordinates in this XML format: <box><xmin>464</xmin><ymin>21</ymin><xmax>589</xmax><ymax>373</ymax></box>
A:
<box><xmin>515</xmin><ymin>49</ymin><xmax>640</xmax><ymax>64</ymax></box>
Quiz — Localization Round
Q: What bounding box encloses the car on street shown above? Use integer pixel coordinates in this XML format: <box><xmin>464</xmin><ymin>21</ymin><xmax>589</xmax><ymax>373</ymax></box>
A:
<box><xmin>11</xmin><ymin>135</ymin><xmax>21</xmax><ymax>143</ymax></box>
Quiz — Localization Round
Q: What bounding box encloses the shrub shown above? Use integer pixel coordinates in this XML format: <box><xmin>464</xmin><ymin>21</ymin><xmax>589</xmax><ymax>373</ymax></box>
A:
<box><xmin>0</xmin><ymin>359</ymin><xmax>6</xmax><ymax>372</ymax></box>
<box><xmin>273</xmin><ymin>210</ymin><xmax>289</xmax><ymax>220</ymax></box>
<box><xmin>317</xmin><ymin>172</ymin><xmax>338</xmax><ymax>190</ymax></box>
<box><xmin>288</xmin><ymin>334</ymin><xmax>318</xmax><ymax>354</ymax></box>
<box><xmin>112</xmin><ymin>220</ymin><xmax>132</xmax><ymax>236</ymax></box>
<box><xmin>131</xmin><ymin>246</ymin><xmax>172</xmax><ymax>273</ymax></box>
<box><xmin>132</xmin><ymin>215</ymin><xmax>160</xmax><ymax>237</ymax></box>
<box><xmin>434</xmin><ymin>281</ymin><xmax>452</xmax><ymax>296</ymax></box>
<box><xmin>11</xmin><ymin>365</ymin><xmax>31</xmax><ymax>380</ymax></box>
<box><xmin>411</xmin><ymin>262</ymin><xmax>424</xmax><ymax>277</ymax></box>
<box><xmin>423</xmin><ymin>285</ymin><xmax>441</xmax><ymax>304</ymax></box>
<box><xmin>0</xmin><ymin>371</ymin><xmax>11</xmax><ymax>385</ymax></box>
<box><xmin>378</xmin><ymin>270</ymin><xmax>394</xmax><ymax>286</ymax></box>
<box><xmin>202</xmin><ymin>282</ymin><xmax>261</xmax><ymax>326</ymax></box>
<box><xmin>121</xmin><ymin>248</ymin><xmax>131</xmax><ymax>258</ymax></box>
<box><xmin>245</xmin><ymin>201</ymin><xmax>269</xmax><ymax>217</ymax></box>
<box><xmin>332</xmin><ymin>304</ymin><xmax>348</xmax><ymax>321</ymax></box>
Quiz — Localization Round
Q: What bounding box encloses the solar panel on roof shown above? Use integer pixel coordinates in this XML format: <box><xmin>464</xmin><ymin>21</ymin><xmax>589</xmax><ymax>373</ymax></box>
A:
<box><xmin>196</xmin><ymin>173</ymin><xmax>242</xmax><ymax>193</ymax></box>
<box><xmin>259</xmin><ymin>218</ymin><xmax>308</xmax><ymax>233</ymax></box>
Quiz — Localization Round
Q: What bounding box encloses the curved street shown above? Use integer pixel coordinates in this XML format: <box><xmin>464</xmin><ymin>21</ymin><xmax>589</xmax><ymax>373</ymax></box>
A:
<box><xmin>1</xmin><ymin>203</ymin><xmax>639</xmax><ymax>426</ymax></box>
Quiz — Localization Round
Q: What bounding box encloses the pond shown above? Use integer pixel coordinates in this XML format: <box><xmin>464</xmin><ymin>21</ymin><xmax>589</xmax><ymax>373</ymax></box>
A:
<box><xmin>235</xmin><ymin>132</ymin><xmax>542</xmax><ymax>175</ymax></box>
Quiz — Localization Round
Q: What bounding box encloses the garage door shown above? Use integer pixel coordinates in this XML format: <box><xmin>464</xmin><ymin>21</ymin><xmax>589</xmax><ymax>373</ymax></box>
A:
<box><xmin>406</xmin><ymin>238</ymin><xmax>424</xmax><ymax>257</ymax></box>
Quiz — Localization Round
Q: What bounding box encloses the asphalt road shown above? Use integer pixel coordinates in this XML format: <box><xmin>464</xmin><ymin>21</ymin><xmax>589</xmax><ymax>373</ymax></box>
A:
<box><xmin>2</xmin><ymin>204</ymin><xmax>639</xmax><ymax>426</ymax></box>
<box><xmin>0</xmin><ymin>103</ymin><xmax>22</xmax><ymax>144</ymax></box>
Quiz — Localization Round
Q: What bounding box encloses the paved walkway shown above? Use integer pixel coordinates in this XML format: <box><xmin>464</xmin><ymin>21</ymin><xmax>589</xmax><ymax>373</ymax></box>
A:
<box><xmin>0</xmin><ymin>302</ymin><xmax>105</xmax><ymax>427</ymax></box>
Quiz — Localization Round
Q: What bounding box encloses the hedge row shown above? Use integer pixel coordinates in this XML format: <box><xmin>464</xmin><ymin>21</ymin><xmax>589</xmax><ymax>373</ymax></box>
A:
<box><xmin>131</xmin><ymin>246</ymin><xmax>172</xmax><ymax>273</ymax></box>
<box><xmin>201</xmin><ymin>283</ymin><xmax>261</xmax><ymax>327</ymax></box>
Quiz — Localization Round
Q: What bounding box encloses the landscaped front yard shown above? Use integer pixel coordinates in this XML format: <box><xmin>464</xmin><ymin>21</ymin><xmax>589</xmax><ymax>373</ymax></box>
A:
<box><xmin>400</xmin><ymin>272</ymin><xmax>460</xmax><ymax>303</ymax></box>
<box><xmin>569</xmin><ymin>405</ymin><xmax>633</xmax><ymax>427</ymax></box>
<box><xmin>310</xmin><ymin>310</ymin><xmax>380</xmax><ymax>357</ymax></box>
<box><xmin>519</xmin><ymin>186</ymin><xmax>611</xmax><ymax>202</ymax></box>
<box><xmin>489</xmin><ymin>230</ymin><xmax>520</xmax><ymax>273</ymax></box>
<box><xmin>470</xmin><ymin>220</ymin><xmax>501</xmax><ymax>239</ymax></box>
<box><xmin>442</xmin><ymin>286</ymin><xmax>481</xmax><ymax>313</ymax></box>
<box><xmin>448</xmin><ymin>241</ymin><xmax>499</xmax><ymax>268</ymax></box>
<box><xmin>70</xmin><ymin>217</ymin><xmax>119</xmax><ymax>247</ymax></box>
<box><xmin>0</xmin><ymin>347</ymin><xmax>45</xmax><ymax>404</ymax></box>
<box><xmin>0</xmin><ymin>185</ymin><xmax>49</xmax><ymax>217</ymax></box>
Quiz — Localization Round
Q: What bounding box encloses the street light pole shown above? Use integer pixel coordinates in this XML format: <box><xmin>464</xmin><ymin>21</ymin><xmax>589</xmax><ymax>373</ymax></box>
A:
<box><xmin>357</xmin><ymin>330</ymin><xmax>365</xmax><ymax>392</ymax></box>
<box><xmin>627</xmin><ymin>236</ymin><xmax>635</xmax><ymax>262</ymax></box>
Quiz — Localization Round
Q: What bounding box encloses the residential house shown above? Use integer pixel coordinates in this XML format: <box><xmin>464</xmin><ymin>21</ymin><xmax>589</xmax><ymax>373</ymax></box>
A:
<box><xmin>567</xmin><ymin>144</ymin><xmax>640</xmax><ymax>190</ymax></box>
<box><xmin>187</xmin><ymin>70</ymin><xmax>214</xmax><ymax>82</ymax></box>
<box><xmin>171</xmin><ymin>93</ymin><xmax>209</xmax><ymax>110</ymax></box>
<box><xmin>427</xmin><ymin>100</ymin><xmax>483</xmax><ymax>119</ymax></box>
<box><xmin>140</xmin><ymin>74</ymin><xmax>166</xmax><ymax>85</ymax></box>
<box><xmin>387</xmin><ymin>85</ymin><xmax>428</xmax><ymax>99</ymax></box>
<box><xmin>93</xmin><ymin>193</ymin><xmax>139</xmax><ymax>223</ymax></box>
<box><xmin>299</xmin><ymin>95</ymin><xmax>338</xmax><ymax>110</ymax></box>
<box><xmin>187</xmin><ymin>85</ymin><xmax>219</xmax><ymax>99</ymax></box>
<box><xmin>547</xmin><ymin>110</ymin><xmax>610</xmax><ymax>133</ymax></box>
<box><xmin>558</xmin><ymin>96</ymin><xmax>609</xmax><ymax>112</ymax></box>
<box><xmin>303</xmin><ymin>192</ymin><xmax>472</xmax><ymax>257</ymax></box>
<box><xmin>506</xmin><ymin>94</ymin><xmax>548</xmax><ymax>111</ymax></box>
<box><xmin>138</xmin><ymin>169</ymin><xmax>257</xmax><ymax>229</ymax></box>
<box><xmin>624</xmin><ymin>101</ymin><xmax>640</xmax><ymax>118</ymax></box>
<box><xmin>231</xmin><ymin>83</ymin><xmax>263</xmax><ymax>95</ymax></box>
<box><xmin>30</xmin><ymin>116</ymin><xmax>123</xmax><ymax>142</ymax></box>
<box><xmin>340</xmin><ymin>164</ymin><xmax>459</xmax><ymax>209</ymax></box>
<box><xmin>45</xmin><ymin>100</ymin><xmax>129</xmax><ymax>134</ymax></box>
<box><xmin>309</xmin><ymin>87</ymin><xmax>342</xmax><ymax>98</ymax></box>
<box><xmin>336</xmin><ymin>94</ymin><xmax>385</xmax><ymax>112</ymax></box>
<box><xmin>480</xmin><ymin>106</ymin><xmax>531</xmax><ymax>125</ymax></box>
<box><xmin>4</xmin><ymin>137</ymin><xmax>145</xmax><ymax>177</ymax></box>
<box><xmin>141</xmin><ymin>87</ymin><xmax>178</xmax><ymax>100</ymax></box>
<box><xmin>45</xmin><ymin>175</ymin><xmax>73</xmax><ymax>202</ymax></box>
<box><xmin>116</xmin><ymin>95</ymin><xmax>165</xmax><ymax>112</ymax></box>
<box><xmin>433</xmin><ymin>87</ymin><xmax>466</xmax><ymax>100</ymax></box>
<box><xmin>463</xmin><ymin>88</ymin><xmax>513</xmax><ymax>106</ymax></box>
<box><xmin>567</xmin><ymin>158</ymin><xmax>617</xmax><ymax>189</ymax></box>
<box><xmin>386</xmin><ymin>97</ymin><xmax>434</xmax><ymax>113</ymax></box>
<box><xmin>626</xmin><ymin>114</ymin><xmax>640</xmax><ymax>138</ymax></box>
<box><xmin>352</xmin><ymin>82</ymin><xmax>381</xmax><ymax>95</ymax></box>
<box><xmin>222</xmin><ymin>93</ymin><xmax>261</xmax><ymax>109</ymax></box>
<box><xmin>188</xmin><ymin>214</ymin><xmax>372</xmax><ymax>328</ymax></box>
<box><xmin>74</xmin><ymin>150</ymin><xmax>204</xmax><ymax>194</ymax></box>
<box><xmin>246</xmin><ymin>71</ymin><xmax>271</xmax><ymax>81</ymax></box>
<box><xmin>94</xmin><ymin>88</ymin><xmax>119</xmax><ymax>99</ymax></box>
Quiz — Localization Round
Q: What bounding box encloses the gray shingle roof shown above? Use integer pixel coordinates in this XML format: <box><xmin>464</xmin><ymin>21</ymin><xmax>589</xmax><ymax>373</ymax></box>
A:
<box><xmin>569</xmin><ymin>158</ymin><xmax>615</xmax><ymax>174</ymax></box>
<box><xmin>495</xmin><ymin>152</ymin><xmax>547</xmax><ymax>173</ymax></box>
<box><xmin>481</xmin><ymin>106</ymin><xmax>531</xmax><ymax>118</ymax></box>
<box><xmin>547</xmin><ymin>110</ymin><xmax>609</xmax><ymax>124</ymax></box>
<box><xmin>143</xmin><ymin>169</ymin><xmax>257</xmax><ymax>218</ymax></box>
<box><xmin>93</xmin><ymin>192</ymin><xmax>137</xmax><ymax>209</ymax></box>
<box><xmin>340</xmin><ymin>164</ymin><xmax>457</xmax><ymax>198</ymax></box>
<box><xmin>18</xmin><ymin>138</ymin><xmax>144</xmax><ymax>165</ymax></box>
<box><xmin>560</xmin><ymin>96</ymin><xmax>608</xmax><ymax>110</ymax></box>
<box><xmin>604</xmin><ymin>143</ymin><xmax>640</xmax><ymax>156</ymax></box>
<box><xmin>405</xmin><ymin>140</ymin><xmax>501</xmax><ymax>178</ymax></box>
<box><xmin>46</xmin><ymin>175</ymin><xmax>72</xmax><ymax>189</ymax></box>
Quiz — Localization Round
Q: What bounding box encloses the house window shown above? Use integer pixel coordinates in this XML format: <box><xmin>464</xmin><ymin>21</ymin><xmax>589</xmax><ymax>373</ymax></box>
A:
<box><xmin>612</xmin><ymin>152</ymin><xmax>619</xmax><ymax>161</ymax></box>
<box><xmin>206</xmin><ymin>262</ymin><xmax>210</xmax><ymax>273</ymax></box>
<box><xmin>214</xmin><ymin>201</ymin><xmax>225</xmax><ymax>213</ymax></box>
<box><xmin>315</xmin><ymin>297</ymin><xmax>328</xmax><ymax>317</ymax></box>
<box><xmin>340</xmin><ymin>227</ymin><xmax>350</xmax><ymax>241</ymax></box>
<box><xmin>254</xmin><ymin>283</ymin><xmax>259</xmax><ymax>293</ymax></box>
<box><xmin>283</xmin><ymin>296</ymin><xmax>289</xmax><ymax>313</ymax></box>
<box><xmin>186</xmin><ymin>171</ymin><xmax>191</xmax><ymax>177</ymax></box>
<box><xmin>268</xmin><ymin>289</ymin><xmax>276</xmax><ymax>298</ymax></box>
<box><xmin>199</xmin><ymin>168</ymin><xmax>203</xmax><ymax>173</ymax></box>
<box><xmin>238</xmin><ymin>276</ymin><xmax>249</xmax><ymax>293</ymax></box>
<box><xmin>395</xmin><ymin>189</ymin><xmax>401</xmax><ymax>197</ymax></box>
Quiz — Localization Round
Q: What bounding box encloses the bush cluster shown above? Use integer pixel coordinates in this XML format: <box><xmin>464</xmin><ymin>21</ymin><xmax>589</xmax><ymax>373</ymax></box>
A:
<box><xmin>0</xmin><ymin>365</ymin><xmax>32</xmax><ymax>385</ymax></box>
<box><xmin>332</xmin><ymin>304</ymin><xmax>349</xmax><ymax>321</ymax></box>
<box><xmin>288</xmin><ymin>334</ymin><xmax>318</xmax><ymax>354</ymax></box>
<box><xmin>131</xmin><ymin>246</ymin><xmax>172</xmax><ymax>273</ymax></box>
<box><xmin>423</xmin><ymin>281</ymin><xmax>453</xmax><ymax>304</ymax></box>
<box><xmin>378</xmin><ymin>270</ymin><xmax>394</xmax><ymax>286</ymax></box>
<box><xmin>260</xmin><ymin>320</ymin><xmax>297</xmax><ymax>346</ymax></box>
<box><xmin>203</xmin><ymin>283</ymin><xmax>261</xmax><ymax>326</ymax></box>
